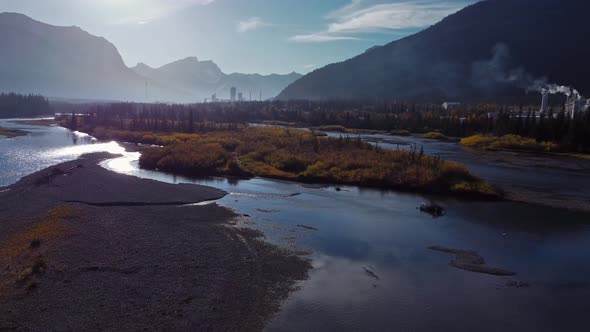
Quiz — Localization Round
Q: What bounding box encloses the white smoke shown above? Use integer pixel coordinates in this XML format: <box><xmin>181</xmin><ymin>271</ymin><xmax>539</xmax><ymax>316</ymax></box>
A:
<box><xmin>474</xmin><ymin>44</ymin><xmax>585</xmax><ymax>101</ymax></box>
<box><xmin>528</xmin><ymin>80</ymin><xmax>581</xmax><ymax>99</ymax></box>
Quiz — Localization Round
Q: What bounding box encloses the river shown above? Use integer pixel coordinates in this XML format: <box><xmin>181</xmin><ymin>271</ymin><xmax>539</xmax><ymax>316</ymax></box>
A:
<box><xmin>2</xmin><ymin>118</ymin><xmax>590</xmax><ymax>331</ymax></box>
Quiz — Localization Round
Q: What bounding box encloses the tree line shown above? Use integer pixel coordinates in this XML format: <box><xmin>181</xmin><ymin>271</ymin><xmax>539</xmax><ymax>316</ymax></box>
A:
<box><xmin>65</xmin><ymin>99</ymin><xmax>590</xmax><ymax>152</ymax></box>
<box><xmin>0</xmin><ymin>93</ymin><xmax>52</xmax><ymax>118</ymax></box>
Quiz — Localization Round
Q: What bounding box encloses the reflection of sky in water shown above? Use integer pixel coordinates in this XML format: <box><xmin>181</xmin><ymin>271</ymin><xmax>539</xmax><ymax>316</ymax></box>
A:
<box><xmin>4</xmin><ymin>119</ymin><xmax>590</xmax><ymax>330</ymax></box>
<box><xmin>102</xmin><ymin>152</ymin><xmax>590</xmax><ymax>331</ymax></box>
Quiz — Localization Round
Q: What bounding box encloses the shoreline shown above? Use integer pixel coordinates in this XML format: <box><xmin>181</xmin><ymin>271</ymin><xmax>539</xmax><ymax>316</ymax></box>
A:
<box><xmin>0</xmin><ymin>127</ymin><xmax>29</xmax><ymax>138</ymax></box>
<box><xmin>0</xmin><ymin>153</ymin><xmax>310</xmax><ymax>330</ymax></box>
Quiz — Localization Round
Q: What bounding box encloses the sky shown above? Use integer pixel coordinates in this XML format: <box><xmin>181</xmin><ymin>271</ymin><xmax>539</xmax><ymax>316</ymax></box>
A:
<box><xmin>0</xmin><ymin>0</ymin><xmax>477</xmax><ymax>75</ymax></box>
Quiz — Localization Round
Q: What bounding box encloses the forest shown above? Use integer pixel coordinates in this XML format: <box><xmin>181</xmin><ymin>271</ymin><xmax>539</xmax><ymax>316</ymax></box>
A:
<box><xmin>60</xmin><ymin>99</ymin><xmax>590</xmax><ymax>152</ymax></box>
<box><xmin>0</xmin><ymin>93</ymin><xmax>52</xmax><ymax>118</ymax></box>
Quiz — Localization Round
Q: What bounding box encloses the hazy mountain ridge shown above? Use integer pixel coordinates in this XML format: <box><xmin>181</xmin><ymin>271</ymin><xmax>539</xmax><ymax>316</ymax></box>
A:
<box><xmin>277</xmin><ymin>0</ymin><xmax>590</xmax><ymax>102</ymax></box>
<box><xmin>132</xmin><ymin>58</ymin><xmax>302</xmax><ymax>101</ymax></box>
<box><xmin>0</xmin><ymin>13</ymin><xmax>301</xmax><ymax>102</ymax></box>
<box><xmin>0</xmin><ymin>12</ymin><xmax>186</xmax><ymax>102</ymax></box>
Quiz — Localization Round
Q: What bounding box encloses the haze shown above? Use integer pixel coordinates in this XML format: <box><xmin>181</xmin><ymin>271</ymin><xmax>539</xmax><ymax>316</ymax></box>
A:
<box><xmin>0</xmin><ymin>0</ymin><xmax>475</xmax><ymax>74</ymax></box>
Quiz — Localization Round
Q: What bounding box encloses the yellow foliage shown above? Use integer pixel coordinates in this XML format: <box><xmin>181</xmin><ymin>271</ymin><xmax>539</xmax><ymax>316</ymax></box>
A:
<box><xmin>460</xmin><ymin>134</ymin><xmax>562</xmax><ymax>152</ymax></box>
<box><xmin>104</xmin><ymin>126</ymin><xmax>497</xmax><ymax>197</ymax></box>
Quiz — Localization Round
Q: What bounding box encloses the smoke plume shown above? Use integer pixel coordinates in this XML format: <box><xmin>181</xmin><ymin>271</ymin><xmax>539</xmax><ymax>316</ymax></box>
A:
<box><xmin>472</xmin><ymin>43</ymin><xmax>584</xmax><ymax>100</ymax></box>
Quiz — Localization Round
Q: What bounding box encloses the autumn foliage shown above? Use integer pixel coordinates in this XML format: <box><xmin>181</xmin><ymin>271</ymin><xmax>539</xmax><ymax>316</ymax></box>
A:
<box><xmin>83</xmin><ymin>126</ymin><xmax>499</xmax><ymax>198</ymax></box>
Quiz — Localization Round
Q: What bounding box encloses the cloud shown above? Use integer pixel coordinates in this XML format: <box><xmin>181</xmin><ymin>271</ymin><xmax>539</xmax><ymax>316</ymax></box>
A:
<box><xmin>237</xmin><ymin>17</ymin><xmax>269</xmax><ymax>33</ymax></box>
<box><xmin>328</xmin><ymin>1</ymin><xmax>465</xmax><ymax>33</ymax></box>
<box><xmin>303</xmin><ymin>64</ymin><xmax>316</xmax><ymax>69</ymax></box>
<box><xmin>291</xmin><ymin>0</ymin><xmax>469</xmax><ymax>42</ymax></box>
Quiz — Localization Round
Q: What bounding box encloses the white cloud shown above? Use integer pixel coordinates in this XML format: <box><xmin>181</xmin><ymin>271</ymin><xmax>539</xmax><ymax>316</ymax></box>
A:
<box><xmin>291</xmin><ymin>0</ymin><xmax>468</xmax><ymax>43</ymax></box>
<box><xmin>303</xmin><ymin>64</ymin><xmax>316</xmax><ymax>69</ymax></box>
<box><xmin>328</xmin><ymin>1</ymin><xmax>464</xmax><ymax>33</ymax></box>
<box><xmin>237</xmin><ymin>17</ymin><xmax>269</xmax><ymax>33</ymax></box>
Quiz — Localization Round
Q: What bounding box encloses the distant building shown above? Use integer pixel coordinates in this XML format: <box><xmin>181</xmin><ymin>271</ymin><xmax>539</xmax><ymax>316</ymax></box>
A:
<box><xmin>211</xmin><ymin>93</ymin><xmax>218</xmax><ymax>102</ymax></box>
<box><xmin>230</xmin><ymin>87</ymin><xmax>237</xmax><ymax>102</ymax></box>
<box><xmin>442</xmin><ymin>102</ymin><xmax>461</xmax><ymax>110</ymax></box>
<box><xmin>238</xmin><ymin>92</ymin><xmax>243</xmax><ymax>102</ymax></box>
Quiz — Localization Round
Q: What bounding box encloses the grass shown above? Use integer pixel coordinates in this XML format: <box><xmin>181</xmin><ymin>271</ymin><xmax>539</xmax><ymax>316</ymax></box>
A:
<box><xmin>88</xmin><ymin>126</ymin><xmax>499</xmax><ymax>199</ymax></box>
<box><xmin>314</xmin><ymin>125</ymin><xmax>351</xmax><ymax>133</ymax></box>
<box><xmin>0</xmin><ymin>127</ymin><xmax>29</xmax><ymax>138</ymax></box>
<box><xmin>460</xmin><ymin>134</ymin><xmax>563</xmax><ymax>153</ymax></box>
<box><xmin>314</xmin><ymin>125</ymin><xmax>386</xmax><ymax>135</ymax></box>
<box><xmin>420</xmin><ymin>131</ymin><xmax>452</xmax><ymax>141</ymax></box>
<box><xmin>390</xmin><ymin>130</ymin><xmax>412</xmax><ymax>136</ymax></box>
<box><xmin>0</xmin><ymin>206</ymin><xmax>79</xmax><ymax>295</ymax></box>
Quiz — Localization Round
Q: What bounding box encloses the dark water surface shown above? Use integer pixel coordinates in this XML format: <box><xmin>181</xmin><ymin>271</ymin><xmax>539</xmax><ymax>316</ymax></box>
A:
<box><xmin>2</xmin><ymin>119</ymin><xmax>590</xmax><ymax>331</ymax></box>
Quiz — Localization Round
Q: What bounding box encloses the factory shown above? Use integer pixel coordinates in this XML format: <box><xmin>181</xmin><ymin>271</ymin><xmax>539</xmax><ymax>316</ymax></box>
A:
<box><xmin>565</xmin><ymin>93</ymin><xmax>589</xmax><ymax>119</ymax></box>
<box><xmin>539</xmin><ymin>89</ymin><xmax>589</xmax><ymax>119</ymax></box>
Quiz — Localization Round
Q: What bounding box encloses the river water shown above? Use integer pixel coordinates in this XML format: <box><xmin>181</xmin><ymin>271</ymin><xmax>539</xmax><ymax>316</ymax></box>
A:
<box><xmin>2</xmin><ymin>119</ymin><xmax>590</xmax><ymax>331</ymax></box>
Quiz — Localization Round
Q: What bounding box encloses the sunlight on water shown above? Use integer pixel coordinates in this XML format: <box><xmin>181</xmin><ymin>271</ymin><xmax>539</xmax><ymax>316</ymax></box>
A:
<box><xmin>101</xmin><ymin>151</ymin><xmax>142</xmax><ymax>175</ymax></box>
<box><xmin>72</xmin><ymin>131</ymin><xmax>98</xmax><ymax>141</ymax></box>
<box><xmin>47</xmin><ymin>141</ymin><xmax>125</xmax><ymax>158</ymax></box>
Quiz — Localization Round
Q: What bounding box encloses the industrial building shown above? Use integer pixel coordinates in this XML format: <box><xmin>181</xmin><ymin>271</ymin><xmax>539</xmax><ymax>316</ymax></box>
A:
<box><xmin>230</xmin><ymin>87</ymin><xmax>237</xmax><ymax>102</ymax></box>
<box><xmin>565</xmin><ymin>93</ymin><xmax>589</xmax><ymax>119</ymax></box>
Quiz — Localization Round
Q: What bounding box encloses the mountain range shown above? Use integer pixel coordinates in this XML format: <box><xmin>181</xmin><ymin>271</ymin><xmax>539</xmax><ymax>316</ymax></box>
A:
<box><xmin>0</xmin><ymin>13</ymin><xmax>301</xmax><ymax>103</ymax></box>
<box><xmin>278</xmin><ymin>0</ymin><xmax>590</xmax><ymax>102</ymax></box>
<box><xmin>131</xmin><ymin>57</ymin><xmax>302</xmax><ymax>102</ymax></box>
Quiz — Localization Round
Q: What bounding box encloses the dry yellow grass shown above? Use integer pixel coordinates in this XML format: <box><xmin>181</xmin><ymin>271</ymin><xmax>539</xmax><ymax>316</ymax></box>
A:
<box><xmin>0</xmin><ymin>206</ymin><xmax>80</xmax><ymax>296</ymax></box>
<box><xmin>460</xmin><ymin>134</ymin><xmax>562</xmax><ymax>152</ymax></box>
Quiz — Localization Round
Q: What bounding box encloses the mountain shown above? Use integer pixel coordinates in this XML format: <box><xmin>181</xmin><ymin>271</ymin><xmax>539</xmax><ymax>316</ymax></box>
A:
<box><xmin>0</xmin><ymin>12</ymin><xmax>187</xmax><ymax>102</ymax></box>
<box><xmin>131</xmin><ymin>58</ymin><xmax>302</xmax><ymax>101</ymax></box>
<box><xmin>277</xmin><ymin>0</ymin><xmax>590</xmax><ymax>102</ymax></box>
<box><xmin>0</xmin><ymin>13</ymin><xmax>301</xmax><ymax>102</ymax></box>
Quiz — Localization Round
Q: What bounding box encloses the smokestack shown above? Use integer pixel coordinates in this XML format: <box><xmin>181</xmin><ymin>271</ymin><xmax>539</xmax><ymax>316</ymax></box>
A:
<box><xmin>540</xmin><ymin>91</ymin><xmax>549</xmax><ymax>114</ymax></box>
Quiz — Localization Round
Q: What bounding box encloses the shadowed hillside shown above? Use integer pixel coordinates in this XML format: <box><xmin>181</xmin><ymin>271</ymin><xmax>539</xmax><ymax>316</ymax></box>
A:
<box><xmin>278</xmin><ymin>0</ymin><xmax>590</xmax><ymax>102</ymax></box>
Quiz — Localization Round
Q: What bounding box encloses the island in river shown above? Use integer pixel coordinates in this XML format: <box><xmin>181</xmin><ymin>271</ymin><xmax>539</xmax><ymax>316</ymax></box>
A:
<box><xmin>0</xmin><ymin>153</ymin><xmax>310</xmax><ymax>330</ymax></box>
<box><xmin>67</xmin><ymin>124</ymin><xmax>500</xmax><ymax>200</ymax></box>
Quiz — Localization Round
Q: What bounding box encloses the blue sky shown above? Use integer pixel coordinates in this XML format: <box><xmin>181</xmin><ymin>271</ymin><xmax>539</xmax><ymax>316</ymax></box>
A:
<box><xmin>0</xmin><ymin>0</ymin><xmax>477</xmax><ymax>74</ymax></box>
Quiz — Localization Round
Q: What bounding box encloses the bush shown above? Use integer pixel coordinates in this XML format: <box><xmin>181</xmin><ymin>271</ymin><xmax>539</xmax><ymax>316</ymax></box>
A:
<box><xmin>460</xmin><ymin>134</ymin><xmax>563</xmax><ymax>153</ymax></box>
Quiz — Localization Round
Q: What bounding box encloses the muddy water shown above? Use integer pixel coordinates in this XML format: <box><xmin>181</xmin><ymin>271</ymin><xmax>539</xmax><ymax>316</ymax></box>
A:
<box><xmin>2</xmin><ymin>119</ymin><xmax>590</xmax><ymax>331</ymax></box>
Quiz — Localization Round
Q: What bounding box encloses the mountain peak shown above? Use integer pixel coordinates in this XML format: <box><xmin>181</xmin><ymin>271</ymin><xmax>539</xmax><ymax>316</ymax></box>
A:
<box><xmin>177</xmin><ymin>56</ymin><xmax>200</xmax><ymax>64</ymax></box>
<box><xmin>134</xmin><ymin>62</ymin><xmax>154</xmax><ymax>70</ymax></box>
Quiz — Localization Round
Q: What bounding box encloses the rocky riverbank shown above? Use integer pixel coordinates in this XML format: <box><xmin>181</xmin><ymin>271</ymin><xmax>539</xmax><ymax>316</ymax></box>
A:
<box><xmin>0</xmin><ymin>153</ymin><xmax>310</xmax><ymax>330</ymax></box>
